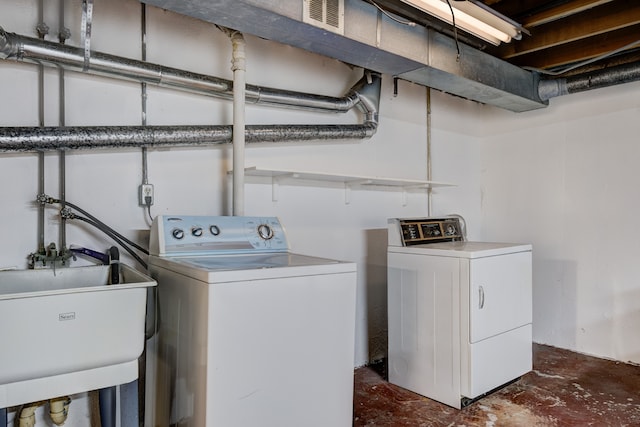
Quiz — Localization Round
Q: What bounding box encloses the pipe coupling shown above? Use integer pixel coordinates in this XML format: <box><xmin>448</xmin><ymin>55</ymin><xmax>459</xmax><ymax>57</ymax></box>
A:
<box><xmin>230</xmin><ymin>31</ymin><xmax>246</xmax><ymax>72</ymax></box>
<box><xmin>0</xmin><ymin>27</ymin><xmax>13</xmax><ymax>59</ymax></box>
<box><xmin>49</xmin><ymin>396</ymin><xmax>71</xmax><ymax>426</ymax></box>
<box><xmin>538</xmin><ymin>78</ymin><xmax>567</xmax><ymax>101</ymax></box>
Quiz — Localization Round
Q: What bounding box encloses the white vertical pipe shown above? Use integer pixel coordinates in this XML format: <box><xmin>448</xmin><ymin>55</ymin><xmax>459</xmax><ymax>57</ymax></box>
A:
<box><xmin>426</xmin><ymin>87</ymin><xmax>433</xmax><ymax>217</ymax></box>
<box><xmin>230</xmin><ymin>31</ymin><xmax>246</xmax><ymax>216</ymax></box>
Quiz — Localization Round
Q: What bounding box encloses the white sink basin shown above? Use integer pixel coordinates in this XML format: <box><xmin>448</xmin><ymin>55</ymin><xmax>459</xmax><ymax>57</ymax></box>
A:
<box><xmin>0</xmin><ymin>264</ymin><xmax>156</xmax><ymax>407</ymax></box>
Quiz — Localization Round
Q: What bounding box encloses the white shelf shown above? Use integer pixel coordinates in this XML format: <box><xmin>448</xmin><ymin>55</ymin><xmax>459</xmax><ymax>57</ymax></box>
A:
<box><xmin>235</xmin><ymin>167</ymin><xmax>455</xmax><ymax>205</ymax></box>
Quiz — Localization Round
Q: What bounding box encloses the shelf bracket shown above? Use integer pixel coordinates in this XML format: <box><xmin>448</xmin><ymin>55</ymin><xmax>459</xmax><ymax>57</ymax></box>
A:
<box><xmin>271</xmin><ymin>173</ymin><xmax>296</xmax><ymax>202</ymax></box>
<box><xmin>344</xmin><ymin>183</ymin><xmax>352</xmax><ymax>204</ymax></box>
<box><xmin>344</xmin><ymin>179</ymin><xmax>373</xmax><ymax>204</ymax></box>
<box><xmin>271</xmin><ymin>176</ymin><xmax>280</xmax><ymax>202</ymax></box>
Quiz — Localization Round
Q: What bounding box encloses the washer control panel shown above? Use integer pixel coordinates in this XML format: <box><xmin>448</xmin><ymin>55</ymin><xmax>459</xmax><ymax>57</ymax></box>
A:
<box><xmin>149</xmin><ymin>215</ymin><xmax>288</xmax><ymax>256</ymax></box>
<box><xmin>389</xmin><ymin>217</ymin><xmax>463</xmax><ymax>246</ymax></box>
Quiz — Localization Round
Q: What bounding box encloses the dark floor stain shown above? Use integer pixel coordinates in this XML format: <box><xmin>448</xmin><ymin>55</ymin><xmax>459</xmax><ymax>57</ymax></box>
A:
<box><xmin>354</xmin><ymin>344</ymin><xmax>640</xmax><ymax>426</ymax></box>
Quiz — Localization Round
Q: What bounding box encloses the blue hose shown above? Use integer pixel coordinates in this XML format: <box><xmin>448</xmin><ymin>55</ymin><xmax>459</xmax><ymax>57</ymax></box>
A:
<box><xmin>69</xmin><ymin>245</ymin><xmax>109</xmax><ymax>264</ymax></box>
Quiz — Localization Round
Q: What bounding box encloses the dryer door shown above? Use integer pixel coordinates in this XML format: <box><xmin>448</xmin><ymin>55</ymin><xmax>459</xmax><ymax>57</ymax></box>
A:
<box><xmin>468</xmin><ymin>251</ymin><xmax>532</xmax><ymax>343</ymax></box>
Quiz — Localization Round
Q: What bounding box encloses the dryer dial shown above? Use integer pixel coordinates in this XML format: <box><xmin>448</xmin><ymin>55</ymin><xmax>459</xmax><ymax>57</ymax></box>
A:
<box><xmin>257</xmin><ymin>224</ymin><xmax>274</xmax><ymax>240</ymax></box>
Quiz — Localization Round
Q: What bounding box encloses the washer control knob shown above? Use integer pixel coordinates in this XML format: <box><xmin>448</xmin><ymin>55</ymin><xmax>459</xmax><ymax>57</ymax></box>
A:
<box><xmin>210</xmin><ymin>225</ymin><xmax>221</xmax><ymax>236</ymax></box>
<box><xmin>192</xmin><ymin>227</ymin><xmax>203</xmax><ymax>237</ymax></box>
<box><xmin>172</xmin><ymin>228</ymin><xmax>185</xmax><ymax>240</ymax></box>
<box><xmin>257</xmin><ymin>224</ymin><xmax>274</xmax><ymax>240</ymax></box>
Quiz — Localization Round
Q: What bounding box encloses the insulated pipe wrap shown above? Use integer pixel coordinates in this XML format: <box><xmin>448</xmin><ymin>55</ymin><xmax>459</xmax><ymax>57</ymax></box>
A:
<box><xmin>0</xmin><ymin>126</ymin><xmax>232</xmax><ymax>150</ymax></box>
<box><xmin>565</xmin><ymin>62</ymin><xmax>640</xmax><ymax>93</ymax></box>
<box><xmin>245</xmin><ymin>124</ymin><xmax>377</xmax><ymax>142</ymax></box>
<box><xmin>0</xmin><ymin>124</ymin><xmax>378</xmax><ymax>151</ymax></box>
<box><xmin>538</xmin><ymin>61</ymin><xmax>640</xmax><ymax>101</ymax></box>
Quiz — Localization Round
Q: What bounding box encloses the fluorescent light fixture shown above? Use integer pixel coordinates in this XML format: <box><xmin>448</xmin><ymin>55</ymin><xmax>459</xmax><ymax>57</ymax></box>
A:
<box><xmin>398</xmin><ymin>0</ymin><xmax>523</xmax><ymax>46</ymax></box>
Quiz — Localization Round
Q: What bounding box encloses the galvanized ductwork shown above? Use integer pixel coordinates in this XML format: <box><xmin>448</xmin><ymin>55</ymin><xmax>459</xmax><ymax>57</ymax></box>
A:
<box><xmin>140</xmin><ymin>0</ymin><xmax>548</xmax><ymax>112</ymax></box>
<box><xmin>0</xmin><ymin>27</ymin><xmax>381</xmax><ymax>152</ymax></box>
<box><xmin>0</xmin><ymin>27</ymin><xmax>373</xmax><ymax>114</ymax></box>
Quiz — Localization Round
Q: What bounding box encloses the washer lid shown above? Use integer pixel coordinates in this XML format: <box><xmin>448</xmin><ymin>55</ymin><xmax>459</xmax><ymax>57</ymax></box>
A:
<box><xmin>170</xmin><ymin>253</ymin><xmax>341</xmax><ymax>270</ymax></box>
<box><xmin>388</xmin><ymin>241</ymin><xmax>532</xmax><ymax>258</ymax></box>
<box><xmin>149</xmin><ymin>252</ymin><xmax>356</xmax><ymax>282</ymax></box>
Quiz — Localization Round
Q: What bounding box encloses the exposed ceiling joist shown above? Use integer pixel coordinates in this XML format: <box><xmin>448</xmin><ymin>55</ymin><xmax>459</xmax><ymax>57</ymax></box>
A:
<box><xmin>510</xmin><ymin>23</ymin><xmax>640</xmax><ymax>70</ymax></box>
<box><xmin>497</xmin><ymin>2</ymin><xmax>640</xmax><ymax>60</ymax></box>
<box><xmin>483</xmin><ymin>1</ymin><xmax>640</xmax><ymax>73</ymax></box>
<box><xmin>518</xmin><ymin>0</ymin><xmax>614</xmax><ymax>27</ymax></box>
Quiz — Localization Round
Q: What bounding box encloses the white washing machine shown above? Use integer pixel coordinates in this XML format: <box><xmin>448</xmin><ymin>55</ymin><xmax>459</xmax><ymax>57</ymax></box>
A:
<box><xmin>387</xmin><ymin>217</ymin><xmax>532</xmax><ymax>409</ymax></box>
<box><xmin>145</xmin><ymin>215</ymin><xmax>357</xmax><ymax>427</ymax></box>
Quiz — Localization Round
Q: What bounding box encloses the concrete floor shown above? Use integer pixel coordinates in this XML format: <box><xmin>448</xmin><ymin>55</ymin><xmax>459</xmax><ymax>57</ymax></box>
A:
<box><xmin>353</xmin><ymin>344</ymin><xmax>640</xmax><ymax>426</ymax></box>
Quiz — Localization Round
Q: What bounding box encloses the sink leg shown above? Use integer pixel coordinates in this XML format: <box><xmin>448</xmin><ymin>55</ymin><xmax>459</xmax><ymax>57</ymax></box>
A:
<box><xmin>0</xmin><ymin>407</ymin><xmax>5</xmax><ymax>427</ymax></box>
<box><xmin>99</xmin><ymin>386</ymin><xmax>117</xmax><ymax>427</ymax></box>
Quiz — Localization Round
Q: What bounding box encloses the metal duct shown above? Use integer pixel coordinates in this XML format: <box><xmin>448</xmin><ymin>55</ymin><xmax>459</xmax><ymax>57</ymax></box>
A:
<box><xmin>0</xmin><ymin>124</ymin><xmax>377</xmax><ymax>152</ymax></box>
<box><xmin>0</xmin><ymin>24</ymin><xmax>382</xmax><ymax>152</ymax></box>
<box><xmin>140</xmin><ymin>0</ymin><xmax>548</xmax><ymax>112</ymax></box>
<box><xmin>0</xmin><ymin>27</ymin><xmax>364</xmax><ymax>114</ymax></box>
<box><xmin>538</xmin><ymin>61</ymin><xmax>640</xmax><ymax>101</ymax></box>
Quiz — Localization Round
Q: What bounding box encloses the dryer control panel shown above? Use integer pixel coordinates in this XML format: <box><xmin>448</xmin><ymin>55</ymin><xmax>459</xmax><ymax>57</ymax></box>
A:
<box><xmin>149</xmin><ymin>215</ymin><xmax>289</xmax><ymax>256</ymax></box>
<box><xmin>388</xmin><ymin>217</ymin><xmax>464</xmax><ymax>246</ymax></box>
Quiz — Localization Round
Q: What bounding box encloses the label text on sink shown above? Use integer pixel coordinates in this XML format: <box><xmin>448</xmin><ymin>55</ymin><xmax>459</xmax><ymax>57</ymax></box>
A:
<box><xmin>59</xmin><ymin>312</ymin><xmax>76</xmax><ymax>321</ymax></box>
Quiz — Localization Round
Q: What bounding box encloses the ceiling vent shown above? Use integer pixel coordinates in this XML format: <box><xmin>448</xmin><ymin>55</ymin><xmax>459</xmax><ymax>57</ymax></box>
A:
<box><xmin>303</xmin><ymin>0</ymin><xmax>344</xmax><ymax>35</ymax></box>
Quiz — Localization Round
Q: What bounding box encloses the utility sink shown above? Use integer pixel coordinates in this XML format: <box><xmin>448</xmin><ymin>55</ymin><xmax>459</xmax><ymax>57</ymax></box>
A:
<box><xmin>0</xmin><ymin>264</ymin><xmax>156</xmax><ymax>408</ymax></box>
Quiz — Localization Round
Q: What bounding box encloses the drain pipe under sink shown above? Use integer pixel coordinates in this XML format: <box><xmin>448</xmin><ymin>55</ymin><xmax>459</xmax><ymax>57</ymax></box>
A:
<box><xmin>18</xmin><ymin>402</ymin><xmax>43</xmax><ymax>427</ymax></box>
<box><xmin>48</xmin><ymin>397</ymin><xmax>70</xmax><ymax>425</ymax></box>
<box><xmin>99</xmin><ymin>387</ymin><xmax>116</xmax><ymax>427</ymax></box>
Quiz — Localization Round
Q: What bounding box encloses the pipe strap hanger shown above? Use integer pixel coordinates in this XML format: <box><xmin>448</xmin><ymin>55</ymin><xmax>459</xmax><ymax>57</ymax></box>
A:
<box><xmin>81</xmin><ymin>0</ymin><xmax>93</xmax><ymax>71</ymax></box>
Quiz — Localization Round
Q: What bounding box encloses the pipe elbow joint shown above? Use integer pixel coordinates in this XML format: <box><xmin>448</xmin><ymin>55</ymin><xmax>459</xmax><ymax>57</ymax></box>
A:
<box><xmin>18</xmin><ymin>403</ymin><xmax>41</xmax><ymax>427</ymax></box>
<box><xmin>350</xmin><ymin>71</ymin><xmax>382</xmax><ymax>121</ymax></box>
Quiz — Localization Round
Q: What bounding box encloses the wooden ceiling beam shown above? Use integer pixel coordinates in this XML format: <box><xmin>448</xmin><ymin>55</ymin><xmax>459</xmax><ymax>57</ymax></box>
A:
<box><xmin>497</xmin><ymin>3</ymin><xmax>640</xmax><ymax>59</ymax></box>
<box><xmin>508</xmin><ymin>24</ymin><xmax>640</xmax><ymax>70</ymax></box>
<box><xmin>520</xmin><ymin>0</ymin><xmax>614</xmax><ymax>27</ymax></box>
<box><xmin>484</xmin><ymin>0</ymin><xmax>553</xmax><ymax>19</ymax></box>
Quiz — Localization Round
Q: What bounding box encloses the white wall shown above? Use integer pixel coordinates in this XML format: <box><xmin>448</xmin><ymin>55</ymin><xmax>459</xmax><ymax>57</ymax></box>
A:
<box><xmin>0</xmin><ymin>0</ymin><xmax>482</xmax><ymax>425</ymax></box>
<box><xmin>479</xmin><ymin>81</ymin><xmax>640</xmax><ymax>364</ymax></box>
<box><xmin>7</xmin><ymin>1</ymin><xmax>640</xmax><ymax>426</ymax></box>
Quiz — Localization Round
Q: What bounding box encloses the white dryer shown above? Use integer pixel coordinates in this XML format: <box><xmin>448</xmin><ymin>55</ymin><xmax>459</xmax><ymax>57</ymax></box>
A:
<box><xmin>387</xmin><ymin>217</ymin><xmax>532</xmax><ymax>408</ymax></box>
<box><xmin>145</xmin><ymin>215</ymin><xmax>357</xmax><ymax>427</ymax></box>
